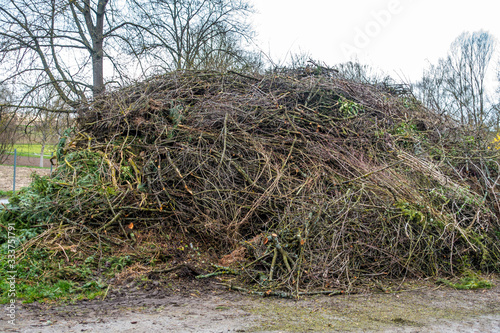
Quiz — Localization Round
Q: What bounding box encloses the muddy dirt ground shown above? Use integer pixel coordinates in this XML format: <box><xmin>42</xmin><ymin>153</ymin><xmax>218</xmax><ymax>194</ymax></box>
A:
<box><xmin>0</xmin><ymin>158</ymin><xmax>51</xmax><ymax>192</ymax></box>
<box><xmin>2</xmin><ymin>277</ymin><xmax>499</xmax><ymax>333</ymax></box>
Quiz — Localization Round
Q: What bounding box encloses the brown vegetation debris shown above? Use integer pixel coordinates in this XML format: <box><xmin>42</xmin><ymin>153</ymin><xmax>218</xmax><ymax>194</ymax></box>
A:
<box><xmin>20</xmin><ymin>69</ymin><xmax>500</xmax><ymax>294</ymax></box>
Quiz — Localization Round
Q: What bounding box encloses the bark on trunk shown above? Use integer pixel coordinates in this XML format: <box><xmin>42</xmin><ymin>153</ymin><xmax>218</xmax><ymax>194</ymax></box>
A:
<box><xmin>40</xmin><ymin>144</ymin><xmax>45</xmax><ymax>168</ymax></box>
<box><xmin>92</xmin><ymin>43</ymin><xmax>104</xmax><ymax>96</ymax></box>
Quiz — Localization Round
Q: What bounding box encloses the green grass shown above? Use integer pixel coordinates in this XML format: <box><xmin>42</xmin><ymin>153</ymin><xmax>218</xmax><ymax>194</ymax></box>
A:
<box><xmin>0</xmin><ymin>245</ymin><xmax>133</xmax><ymax>304</ymax></box>
<box><xmin>6</xmin><ymin>144</ymin><xmax>56</xmax><ymax>158</ymax></box>
<box><xmin>0</xmin><ymin>277</ymin><xmax>105</xmax><ymax>304</ymax></box>
<box><xmin>437</xmin><ymin>274</ymin><xmax>494</xmax><ymax>290</ymax></box>
<box><xmin>0</xmin><ymin>190</ymin><xmax>13</xmax><ymax>198</ymax></box>
<box><xmin>0</xmin><ymin>164</ymin><xmax>52</xmax><ymax>169</ymax></box>
<box><xmin>0</xmin><ymin>169</ymin><xmax>139</xmax><ymax>304</ymax></box>
<box><xmin>0</xmin><ymin>199</ymin><xmax>133</xmax><ymax>304</ymax></box>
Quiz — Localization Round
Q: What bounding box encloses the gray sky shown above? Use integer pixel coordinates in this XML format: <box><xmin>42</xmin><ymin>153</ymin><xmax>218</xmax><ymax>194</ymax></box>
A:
<box><xmin>250</xmin><ymin>0</ymin><xmax>500</xmax><ymax>84</ymax></box>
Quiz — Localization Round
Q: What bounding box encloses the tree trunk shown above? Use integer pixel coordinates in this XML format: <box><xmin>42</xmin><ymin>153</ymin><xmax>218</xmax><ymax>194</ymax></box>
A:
<box><xmin>92</xmin><ymin>42</ymin><xmax>105</xmax><ymax>96</ymax></box>
<box><xmin>82</xmin><ymin>0</ymin><xmax>108</xmax><ymax>98</ymax></box>
<box><xmin>40</xmin><ymin>144</ymin><xmax>45</xmax><ymax>168</ymax></box>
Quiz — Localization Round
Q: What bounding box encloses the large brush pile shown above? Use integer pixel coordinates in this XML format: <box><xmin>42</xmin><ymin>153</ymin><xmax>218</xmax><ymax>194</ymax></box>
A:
<box><xmin>11</xmin><ymin>70</ymin><xmax>500</xmax><ymax>292</ymax></box>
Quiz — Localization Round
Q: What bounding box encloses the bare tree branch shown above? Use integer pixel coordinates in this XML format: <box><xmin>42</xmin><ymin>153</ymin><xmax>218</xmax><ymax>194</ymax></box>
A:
<box><xmin>0</xmin><ymin>0</ymin><xmax>256</xmax><ymax>121</ymax></box>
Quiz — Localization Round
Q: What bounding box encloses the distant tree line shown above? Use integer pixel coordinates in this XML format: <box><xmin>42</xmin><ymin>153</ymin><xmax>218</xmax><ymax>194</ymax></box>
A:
<box><xmin>413</xmin><ymin>30</ymin><xmax>499</xmax><ymax>138</ymax></box>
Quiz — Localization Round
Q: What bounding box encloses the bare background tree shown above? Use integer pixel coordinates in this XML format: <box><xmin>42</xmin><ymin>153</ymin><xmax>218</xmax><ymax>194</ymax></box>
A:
<box><xmin>334</xmin><ymin>61</ymin><xmax>393</xmax><ymax>85</ymax></box>
<box><xmin>128</xmin><ymin>0</ymin><xmax>255</xmax><ymax>72</ymax></box>
<box><xmin>0</xmin><ymin>84</ymin><xmax>17</xmax><ymax>163</ymax></box>
<box><xmin>0</xmin><ymin>0</ymin><xmax>255</xmax><ymax>159</ymax></box>
<box><xmin>414</xmin><ymin>30</ymin><xmax>497</xmax><ymax>134</ymax></box>
<box><xmin>0</xmin><ymin>0</ymin><xmax>119</xmax><ymax>108</ymax></box>
<box><xmin>0</xmin><ymin>0</ymin><xmax>254</xmax><ymax>111</ymax></box>
<box><xmin>413</xmin><ymin>61</ymin><xmax>453</xmax><ymax>116</ymax></box>
<box><xmin>493</xmin><ymin>62</ymin><xmax>500</xmax><ymax>131</ymax></box>
<box><xmin>26</xmin><ymin>87</ymin><xmax>74</xmax><ymax>167</ymax></box>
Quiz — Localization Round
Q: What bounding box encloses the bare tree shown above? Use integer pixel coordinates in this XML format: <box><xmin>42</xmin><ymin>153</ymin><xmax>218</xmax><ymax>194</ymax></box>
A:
<box><xmin>334</xmin><ymin>61</ymin><xmax>393</xmax><ymax>85</ymax></box>
<box><xmin>0</xmin><ymin>0</ymin><xmax>122</xmax><ymax>108</ymax></box>
<box><xmin>0</xmin><ymin>0</ymin><xmax>255</xmax><ymax>115</ymax></box>
<box><xmin>0</xmin><ymin>84</ymin><xmax>16</xmax><ymax>163</ymax></box>
<box><xmin>415</xmin><ymin>30</ymin><xmax>497</xmax><ymax>130</ymax></box>
<box><xmin>192</xmin><ymin>31</ymin><xmax>263</xmax><ymax>72</ymax></box>
<box><xmin>447</xmin><ymin>31</ymin><xmax>495</xmax><ymax>127</ymax></box>
<box><xmin>27</xmin><ymin>88</ymin><xmax>72</xmax><ymax>167</ymax></box>
<box><xmin>493</xmin><ymin>62</ymin><xmax>500</xmax><ymax>130</ymax></box>
<box><xmin>414</xmin><ymin>60</ymin><xmax>454</xmax><ymax>116</ymax></box>
<box><xmin>129</xmin><ymin>0</ymin><xmax>254</xmax><ymax>72</ymax></box>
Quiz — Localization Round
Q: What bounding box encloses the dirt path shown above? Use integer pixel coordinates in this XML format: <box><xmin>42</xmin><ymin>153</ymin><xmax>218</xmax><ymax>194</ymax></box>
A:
<box><xmin>3</xmin><ymin>280</ymin><xmax>499</xmax><ymax>332</ymax></box>
<box><xmin>0</xmin><ymin>165</ymin><xmax>51</xmax><ymax>192</ymax></box>
<box><xmin>1</xmin><ymin>155</ymin><xmax>52</xmax><ymax>168</ymax></box>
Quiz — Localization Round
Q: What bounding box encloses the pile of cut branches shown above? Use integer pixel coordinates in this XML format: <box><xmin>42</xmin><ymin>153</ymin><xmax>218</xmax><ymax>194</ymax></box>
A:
<box><xmin>5</xmin><ymin>70</ymin><xmax>500</xmax><ymax>293</ymax></box>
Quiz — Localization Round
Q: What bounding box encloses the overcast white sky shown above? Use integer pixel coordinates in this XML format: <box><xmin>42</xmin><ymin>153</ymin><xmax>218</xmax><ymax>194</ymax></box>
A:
<box><xmin>250</xmin><ymin>0</ymin><xmax>500</xmax><ymax>84</ymax></box>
